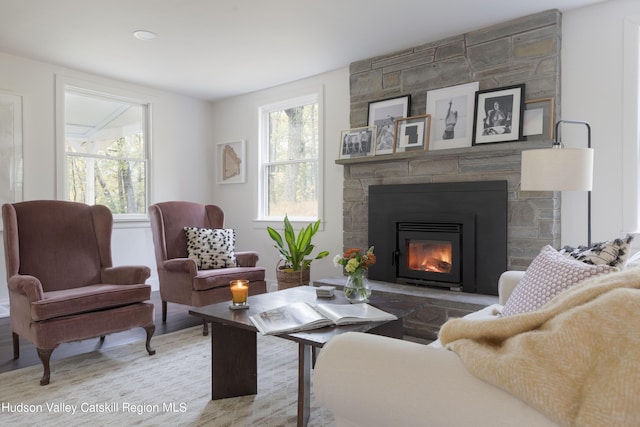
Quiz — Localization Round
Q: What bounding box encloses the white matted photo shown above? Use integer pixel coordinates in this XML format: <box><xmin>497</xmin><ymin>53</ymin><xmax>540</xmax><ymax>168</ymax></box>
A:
<box><xmin>367</xmin><ymin>95</ymin><xmax>411</xmax><ymax>155</ymax></box>
<box><xmin>523</xmin><ymin>97</ymin><xmax>554</xmax><ymax>141</ymax></box>
<box><xmin>426</xmin><ymin>82</ymin><xmax>478</xmax><ymax>150</ymax></box>
<box><xmin>216</xmin><ymin>140</ymin><xmax>246</xmax><ymax>184</ymax></box>
<box><xmin>472</xmin><ymin>84</ymin><xmax>525</xmax><ymax>145</ymax></box>
<box><xmin>393</xmin><ymin>115</ymin><xmax>431</xmax><ymax>153</ymax></box>
<box><xmin>339</xmin><ymin>126</ymin><xmax>376</xmax><ymax>159</ymax></box>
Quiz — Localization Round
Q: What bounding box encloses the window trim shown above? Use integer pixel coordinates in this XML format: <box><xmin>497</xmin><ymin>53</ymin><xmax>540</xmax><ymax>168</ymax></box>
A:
<box><xmin>55</xmin><ymin>75</ymin><xmax>152</xmax><ymax>223</ymax></box>
<box><xmin>622</xmin><ymin>16</ymin><xmax>640</xmax><ymax>234</ymax></box>
<box><xmin>256</xmin><ymin>87</ymin><xmax>324</xmax><ymax>225</ymax></box>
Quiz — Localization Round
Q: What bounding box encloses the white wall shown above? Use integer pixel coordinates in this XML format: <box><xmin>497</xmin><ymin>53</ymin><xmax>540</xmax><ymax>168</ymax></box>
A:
<box><xmin>210</xmin><ymin>68</ymin><xmax>349</xmax><ymax>286</ymax></box>
<box><xmin>562</xmin><ymin>0</ymin><xmax>640</xmax><ymax>246</ymax></box>
<box><xmin>0</xmin><ymin>51</ymin><xmax>214</xmax><ymax>303</ymax></box>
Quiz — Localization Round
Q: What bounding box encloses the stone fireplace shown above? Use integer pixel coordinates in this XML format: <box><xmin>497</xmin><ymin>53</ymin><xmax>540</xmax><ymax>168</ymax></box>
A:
<box><xmin>339</xmin><ymin>9</ymin><xmax>563</xmax><ymax>283</ymax></box>
<box><xmin>327</xmin><ymin>9</ymin><xmax>563</xmax><ymax>340</ymax></box>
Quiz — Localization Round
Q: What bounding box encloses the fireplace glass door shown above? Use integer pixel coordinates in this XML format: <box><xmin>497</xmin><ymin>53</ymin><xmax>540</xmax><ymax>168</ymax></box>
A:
<box><xmin>396</xmin><ymin>223</ymin><xmax>461</xmax><ymax>286</ymax></box>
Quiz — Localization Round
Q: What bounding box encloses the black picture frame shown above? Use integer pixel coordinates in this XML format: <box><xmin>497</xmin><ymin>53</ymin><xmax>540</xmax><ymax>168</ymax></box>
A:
<box><xmin>367</xmin><ymin>95</ymin><xmax>411</xmax><ymax>154</ymax></box>
<box><xmin>472</xmin><ymin>84</ymin><xmax>525</xmax><ymax>145</ymax></box>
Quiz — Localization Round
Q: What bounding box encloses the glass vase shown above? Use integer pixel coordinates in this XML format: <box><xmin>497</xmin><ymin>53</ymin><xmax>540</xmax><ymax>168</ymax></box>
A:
<box><xmin>344</xmin><ymin>270</ymin><xmax>372</xmax><ymax>303</ymax></box>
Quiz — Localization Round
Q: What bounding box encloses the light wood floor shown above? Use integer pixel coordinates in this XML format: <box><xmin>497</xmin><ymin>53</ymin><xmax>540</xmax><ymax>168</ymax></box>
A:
<box><xmin>0</xmin><ymin>291</ymin><xmax>203</xmax><ymax>374</ymax></box>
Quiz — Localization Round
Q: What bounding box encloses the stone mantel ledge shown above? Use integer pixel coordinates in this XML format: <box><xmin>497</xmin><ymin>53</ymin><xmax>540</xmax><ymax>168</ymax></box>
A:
<box><xmin>335</xmin><ymin>139</ymin><xmax>551</xmax><ymax>166</ymax></box>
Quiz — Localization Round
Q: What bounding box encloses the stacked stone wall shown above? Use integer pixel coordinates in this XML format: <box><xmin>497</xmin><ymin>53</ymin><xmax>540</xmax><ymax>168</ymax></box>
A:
<box><xmin>341</xmin><ymin>9</ymin><xmax>562</xmax><ymax>271</ymax></box>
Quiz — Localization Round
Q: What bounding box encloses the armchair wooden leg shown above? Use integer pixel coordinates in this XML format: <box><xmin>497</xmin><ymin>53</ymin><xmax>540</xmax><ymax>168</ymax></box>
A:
<box><xmin>144</xmin><ymin>325</ymin><xmax>156</xmax><ymax>355</ymax></box>
<box><xmin>12</xmin><ymin>332</ymin><xmax>19</xmax><ymax>359</ymax></box>
<box><xmin>37</xmin><ymin>348</ymin><xmax>54</xmax><ymax>386</ymax></box>
<box><xmin>202</xmin><ymin>320</ymin><xmax>209</xmax><ymax>336</ymax></box>
<box><xmin>162</xmin><ymin>300</ymin><xmax>167</xmax><ymax>322</ymax></box>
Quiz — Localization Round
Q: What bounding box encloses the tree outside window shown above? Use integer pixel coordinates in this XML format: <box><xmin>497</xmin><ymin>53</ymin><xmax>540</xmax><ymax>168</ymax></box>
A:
<box><xmin>261</xmin><ymin>93</ymin><xmax>321</xmax><ymax>220</ymax></box>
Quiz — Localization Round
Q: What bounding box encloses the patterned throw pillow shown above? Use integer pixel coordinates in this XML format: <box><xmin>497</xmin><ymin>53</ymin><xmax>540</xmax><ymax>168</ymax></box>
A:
<box><xmin>559</xmin><ymin>234</ymin><xmax>634</xmax><ymax>268</ymax></box>
<box><xmin>184</xmin><ymin>227</ymin><xmax>237</xmax><ymax>269</ymax></box>
<box><xmin>501</xmin><ymin>245</ymin><xmax>615</xmax><ymax>316</ymax></box>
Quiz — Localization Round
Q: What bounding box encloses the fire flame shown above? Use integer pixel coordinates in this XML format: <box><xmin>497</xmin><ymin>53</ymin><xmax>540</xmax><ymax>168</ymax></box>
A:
<box><xmin>408</xmin><ymin>241</ymin><xmax>452</xmax><ymax>274</ymax></box>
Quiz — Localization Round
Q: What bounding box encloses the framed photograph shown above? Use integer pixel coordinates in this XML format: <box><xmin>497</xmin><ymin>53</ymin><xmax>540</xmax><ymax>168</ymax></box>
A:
<box><xmin>216</xmin><ymin>140</ymin><xmax>246</xmax><ymax>184</ymax></box>
<box><xmin>523</xmin><ymin>97</ymin><xmax>554</xmax><ymax>141</ymax></box>
<box><xmin>0</xmin><ymin>91</ymin><xmax>23</xmax><ymax>231</ymax></box>
<box><xmin>426</xmin><ymin>81</ymin><xmax>478</xmax><ymax>150</ymax></box>
<box><xmin>393</xmin><ymin>114</ymin><xmax>431</xmax><ymax>153</ymax></box>
<box><xmin>472</xmin><ymin>84</ymin><xmax>525</xmax><ymax>145</ymax></box>
<box><xmin>367</xmin><ymin>95</ymin><xmax>411</xmax><ymax>155</ymax></box>
<box><xmin>339</xmin><ymin>126</ymin><xmax>376</xmax><ymax>159</ymax></box>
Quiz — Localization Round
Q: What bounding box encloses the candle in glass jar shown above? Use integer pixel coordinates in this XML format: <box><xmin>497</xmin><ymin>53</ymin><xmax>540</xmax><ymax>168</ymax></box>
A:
<box><xmin>230</xmin><ymin>280</ymin><xmax>249</xmax><ymax>306</ymax></box>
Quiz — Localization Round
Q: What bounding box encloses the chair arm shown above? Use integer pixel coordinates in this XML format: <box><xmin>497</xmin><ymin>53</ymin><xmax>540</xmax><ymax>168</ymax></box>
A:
<box><xmin>314</xmin><ymin>332</ymin><xmax>557</xmax><ymax>427</ymax></box>
<box><xmin>162</xmin><ymin>258</ymin><xmax>198</xmax><ymax>276</ymax></box>
<box><xmin>102</xmin><ymin>266</ymin><xmax>151</xmax><ymax>285</ymax></box>
<box><xmin>236</xmin><ymin>251</ymin><xmax>259</xmax><ymax>267</ymax></box>
<box><xmin>497</xmin><ymin>270</ymin><xmax>525</xmax><ymax>305</ymax></box>
<box><xmin>8</xmin><ymin>275</ymin><xmax>45</xmax><ymax>302</ymax></box>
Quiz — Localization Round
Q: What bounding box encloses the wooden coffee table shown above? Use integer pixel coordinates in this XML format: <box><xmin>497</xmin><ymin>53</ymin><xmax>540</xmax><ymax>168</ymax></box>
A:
<box><xmin>189</xmin><ymin>285</ymin><xmax>429</xmax><ymax>427</ymax></box>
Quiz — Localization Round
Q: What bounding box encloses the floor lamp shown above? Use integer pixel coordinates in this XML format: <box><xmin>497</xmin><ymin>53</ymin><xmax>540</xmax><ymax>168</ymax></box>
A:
<box><xmin>520</xmin><ymin>120</ymin><xmax>594</xmax><ymax>246</ymax></box>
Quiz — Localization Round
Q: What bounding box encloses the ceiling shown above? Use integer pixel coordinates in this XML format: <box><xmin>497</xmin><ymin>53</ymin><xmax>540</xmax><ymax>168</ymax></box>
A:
<box><xmin>0</xmin><ymin>0</ymin><xmax>608</xmax><ymax>101</ymax></box>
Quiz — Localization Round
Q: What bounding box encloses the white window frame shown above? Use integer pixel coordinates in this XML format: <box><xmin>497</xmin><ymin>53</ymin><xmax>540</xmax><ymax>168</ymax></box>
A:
<box><xmin>55</xmin><ymin>76</ymin><xmax>152</xmax><ymax>224</ymax></box>
<box><xmin>256</xmin><ymin>88</ymin><xmax>324</xmax><ymax>226</ymax></box>
<box><xmin>622</xmin><ymin>16</ymin><xmax>640</xmax><ymax>235</ymax></box>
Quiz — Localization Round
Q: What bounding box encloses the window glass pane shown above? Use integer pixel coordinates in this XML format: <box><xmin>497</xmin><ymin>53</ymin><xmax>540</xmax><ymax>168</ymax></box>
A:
<box><xmin>67</xmin><ymin>156</ymin><xmax>146</xmax><ymax>214</ymax></box>
<box><xmin>267</xmin><ymin>163</ymin><xmax>317</xmax><ymax>217</ymax></box>
<box><xmin>63</xmin><ymin>87</ymin><xmax>148</xmax><ymax>217</ymax></box>
<box><xmin>65</xmin><ymin>93</ymin><xmax>144</xmax><ymax>157</ymax></box>
<box><xmin>268</xmin><ymin>103</ymin><xmax>318</xmax><ymax>162</ymax></box>
<box><xmin>66</xmin><ymin>133</ymin><xmax>144</xmax><ymax>157</ymax></box>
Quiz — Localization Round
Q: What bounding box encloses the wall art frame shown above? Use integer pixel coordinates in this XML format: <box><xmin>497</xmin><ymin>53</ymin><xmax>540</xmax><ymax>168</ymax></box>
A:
<box><xmin>472</xmin><ymin>84</ymin><xmax>525</xmax><ymax>145</ymax></box>
<box><xmin>216</xmin><ymin>139</ymin><xmax>246</xmax><ymax>184</ymax></box>
<box><xmin>367</xmin><ymin>95</ymin><xmax>411</xmax><ymax>154</ymax></box>
<box><xmin>339</xmin><ymin>125</ymin><xmax>377</xmax><ymax>159</ymax></box>
<box><xmin>393</xmin><ymin>114</ymin><xmax>431</xmax><ymax>153</ymax></box>
<box><xmin>523</xmin><ymin>97</ymin><xmax>554</xmax><ymax>141</ymax></box>
<box><xmin>425</xmin><ymin>81</ymin><xmax>479</xmax><ymax>150</ymax></box>
<box><xmin>0</xmin><ymin>91</ymin><xmax>23</xmax><ymax>231</ymax></box>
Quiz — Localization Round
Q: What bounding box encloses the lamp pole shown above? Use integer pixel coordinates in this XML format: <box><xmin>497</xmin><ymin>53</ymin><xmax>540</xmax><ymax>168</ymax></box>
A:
<box><xmin>554</xmin><ymin>120</ymin><xmax>592</xmax><ymax>246</ymax></box>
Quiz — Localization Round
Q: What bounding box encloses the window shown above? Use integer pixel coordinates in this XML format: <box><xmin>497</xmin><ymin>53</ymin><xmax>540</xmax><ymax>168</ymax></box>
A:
<box><xmin>259</xmin><ymin>91</ymin><xmax>322</xmax><ymax>221</ymax></box>
<box><xmin>56</xmin><ymin>78</ymin><xmax>150</xmax><ymax>221</ymax></box>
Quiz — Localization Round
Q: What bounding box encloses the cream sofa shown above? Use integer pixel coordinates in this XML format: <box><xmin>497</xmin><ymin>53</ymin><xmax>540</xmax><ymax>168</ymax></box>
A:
<box><xmin>313</xmin><ymin>270</ymin><xmax>560</xmax><ymax>427</ymax></box>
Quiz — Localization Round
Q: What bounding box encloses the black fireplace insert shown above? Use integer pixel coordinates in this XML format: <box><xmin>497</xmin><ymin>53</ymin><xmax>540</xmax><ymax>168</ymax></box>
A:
<box><xmin>368</xmin><ymin>181</ymin><xmax>507</xmax><ymax>295</ymax></box>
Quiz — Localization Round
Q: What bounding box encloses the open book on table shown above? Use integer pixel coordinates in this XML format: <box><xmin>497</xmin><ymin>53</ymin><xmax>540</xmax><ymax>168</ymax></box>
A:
<box><xmin>249</xmin><ymin>302</ymin><xmax>398</xmax><ymax>335</ymax></box>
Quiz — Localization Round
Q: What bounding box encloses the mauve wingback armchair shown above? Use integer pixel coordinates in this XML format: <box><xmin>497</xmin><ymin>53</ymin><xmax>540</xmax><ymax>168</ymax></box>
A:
<box><xmin>2</xmin><ymin>200</ymin><xmax>155</xmax><ymax>385</ymax></box>
<box><xmin>148</xmin><ymin>201</ymin><xmax>267</xmax><ymax>335</ymax></box>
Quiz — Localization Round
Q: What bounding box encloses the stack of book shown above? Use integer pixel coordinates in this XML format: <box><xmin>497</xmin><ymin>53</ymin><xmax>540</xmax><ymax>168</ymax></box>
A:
<box><xmin>315</xmin><ymin>285</ymin><xmax>335</xmax><ymax>298</ymax></box>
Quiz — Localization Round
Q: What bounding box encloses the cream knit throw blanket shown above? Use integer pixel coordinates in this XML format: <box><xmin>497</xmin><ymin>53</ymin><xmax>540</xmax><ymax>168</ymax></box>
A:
<box><xmin>439</xmin><ymin>268</ymin><xmax>640</xmax><ymax>427</ymax></box>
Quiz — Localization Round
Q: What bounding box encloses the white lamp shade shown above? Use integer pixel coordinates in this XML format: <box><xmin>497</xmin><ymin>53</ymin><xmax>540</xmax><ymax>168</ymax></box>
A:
<box><xmin>521</xmin><ymin>147</ymin><xmax>594</xmax><ymax>191</ymax></box>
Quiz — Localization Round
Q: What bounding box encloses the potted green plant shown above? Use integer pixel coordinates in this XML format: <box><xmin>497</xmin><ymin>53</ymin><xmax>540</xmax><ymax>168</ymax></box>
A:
<box><xmin>267</xmin><ymin>215</ymin><xmax>329</xmax><ymax>289</ymax></box>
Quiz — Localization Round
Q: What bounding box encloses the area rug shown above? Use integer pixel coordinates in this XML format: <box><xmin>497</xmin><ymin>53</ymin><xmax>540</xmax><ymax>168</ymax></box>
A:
<box><xmin>0</xmin><ymin>326</ymin><xmax>335</xmax><ymax>426</ymax></box>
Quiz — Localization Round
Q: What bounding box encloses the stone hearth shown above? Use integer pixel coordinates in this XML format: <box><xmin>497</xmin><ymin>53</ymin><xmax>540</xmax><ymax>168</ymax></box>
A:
<box><xmin>315</xmin><ymin>276</ymin><xmax>498</xmax><ymax>342</ymax></box>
